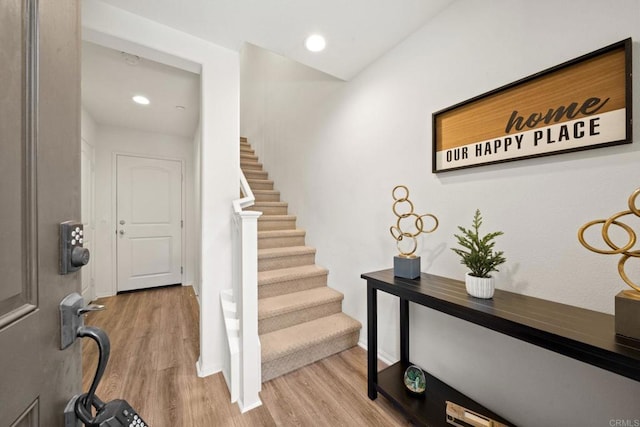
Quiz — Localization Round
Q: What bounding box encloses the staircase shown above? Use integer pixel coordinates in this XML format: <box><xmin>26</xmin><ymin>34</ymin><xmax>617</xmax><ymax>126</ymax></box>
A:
<box><xmin>240</xmin><ymin>137</ymin><xmax>362</xmax><ymax>382</ymax></box>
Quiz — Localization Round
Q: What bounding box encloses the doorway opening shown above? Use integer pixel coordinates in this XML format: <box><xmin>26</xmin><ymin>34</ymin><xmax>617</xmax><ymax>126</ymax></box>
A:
<box><xmin>80</xmin><ymin>40</ymin><xmax>201</xmax><ymax>298</ymax></box>
<box><xmin>80</xmin><ymin>39</ymin><xmax>202</xmax><ymax>401</ymax></box>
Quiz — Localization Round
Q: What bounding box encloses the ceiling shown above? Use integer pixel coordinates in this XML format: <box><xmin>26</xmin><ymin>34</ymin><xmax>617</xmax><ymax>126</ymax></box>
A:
<box><xmin>82</xmin><ymin>0</ymin><xmax>454</xmax><ymax>138</ymax></box>
<box><xmin>82</xmin><ymin>41</ymin><xmax>200</xmax><ymax>138</ymax></box>
<box><xmin>95</xmin><ymin>0</ymin><xmax>454</xmax><ymax>81</ymax></box>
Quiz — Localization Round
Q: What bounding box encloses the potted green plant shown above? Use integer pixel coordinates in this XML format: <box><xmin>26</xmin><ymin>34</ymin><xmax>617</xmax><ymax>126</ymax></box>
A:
<box><xmin>451</xmin><ymin>209</ymin><xmax>506</xmax><ymax>299</ymax></box>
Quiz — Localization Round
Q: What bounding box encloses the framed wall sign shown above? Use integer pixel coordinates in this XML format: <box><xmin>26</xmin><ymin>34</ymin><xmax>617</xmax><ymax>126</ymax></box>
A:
<box><xmin>432</xmin><ymin>38</ymin><xmax>632</xmax><ymax>173</ymax></box>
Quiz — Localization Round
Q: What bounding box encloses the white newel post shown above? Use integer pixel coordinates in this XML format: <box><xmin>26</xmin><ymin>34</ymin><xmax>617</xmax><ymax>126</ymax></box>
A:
<box><xmin>225</xmin><ymin>170</ymin><xmax>260</xmax><ymax>411</ymax></box>
<box><xmin>237</xmin><ymin>210</ymin><xmax>262</xmax><ymax>412</ymax></box>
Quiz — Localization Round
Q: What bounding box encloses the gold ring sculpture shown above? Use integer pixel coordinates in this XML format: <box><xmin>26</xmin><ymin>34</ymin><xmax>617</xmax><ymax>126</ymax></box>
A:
<box><xmin>390</xmin><ymin>185</ymin><xmax>439</xmax><ymax>258</ymax></box>
<box><xmin>578</xmin><ymin>188</ymin><xmax>640</xmax><ymax>293</ymax></box>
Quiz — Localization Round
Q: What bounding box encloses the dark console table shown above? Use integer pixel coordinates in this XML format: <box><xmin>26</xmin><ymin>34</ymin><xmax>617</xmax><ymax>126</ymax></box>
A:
<box><xmin>362</xmin><ymin>269</ymin><xmax>640</xmax><ymax>427</ymax></box>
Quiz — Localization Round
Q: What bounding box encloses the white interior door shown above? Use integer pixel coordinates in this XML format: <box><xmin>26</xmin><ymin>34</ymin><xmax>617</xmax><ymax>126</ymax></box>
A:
<box><xmin>117</xmin><ymin>155</ymin><xmax>183</xmax><ymax>292</ymax></box>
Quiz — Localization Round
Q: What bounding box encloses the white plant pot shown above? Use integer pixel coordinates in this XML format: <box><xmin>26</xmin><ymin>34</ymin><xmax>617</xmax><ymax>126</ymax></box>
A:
<box><xmin>465</xmin><ymin>273</ymin><xmax>495</xmax><ymax>299</ymax></box>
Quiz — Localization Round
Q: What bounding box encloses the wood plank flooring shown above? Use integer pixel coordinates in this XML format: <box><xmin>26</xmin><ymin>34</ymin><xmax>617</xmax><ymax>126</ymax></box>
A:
<box><xmin>82</xmin><ymin>285</ymin><xmax>411</xmax><ymax>426</ymax></box>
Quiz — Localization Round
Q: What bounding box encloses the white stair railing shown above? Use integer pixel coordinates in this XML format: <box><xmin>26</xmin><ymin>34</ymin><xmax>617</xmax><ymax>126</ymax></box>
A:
<box><xmin>221</xmin><ymin>169</ymin><xmax>262</xmax><ymax>412</ymax></box>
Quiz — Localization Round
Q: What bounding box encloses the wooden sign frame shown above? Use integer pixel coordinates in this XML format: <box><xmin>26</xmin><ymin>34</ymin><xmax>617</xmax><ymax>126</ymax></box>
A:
<box><xmin>432</xmin><ymin>38</ymin><xmax>632</xmax><ymax>173</ymax></box>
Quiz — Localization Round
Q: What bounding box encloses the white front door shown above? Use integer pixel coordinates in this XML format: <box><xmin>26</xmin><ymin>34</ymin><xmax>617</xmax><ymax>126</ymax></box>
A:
<box><xmin>116</xmin><ymin>155</ymin><xmax>183</xmax><ymax>292</ymax></box>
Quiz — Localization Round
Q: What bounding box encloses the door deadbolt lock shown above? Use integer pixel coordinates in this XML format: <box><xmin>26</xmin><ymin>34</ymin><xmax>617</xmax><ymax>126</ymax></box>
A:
<box><xmin>60</xmin><ymin>221</ymin><xmax>90</xmax><ymax>275</ymax></box>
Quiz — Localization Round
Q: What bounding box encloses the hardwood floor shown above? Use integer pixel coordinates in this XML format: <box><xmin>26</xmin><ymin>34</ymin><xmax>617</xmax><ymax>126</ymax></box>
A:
<box><xmin>82</xmin><ymin>285</ymin><xmax>411</xmax><ymax>426</ymax></box>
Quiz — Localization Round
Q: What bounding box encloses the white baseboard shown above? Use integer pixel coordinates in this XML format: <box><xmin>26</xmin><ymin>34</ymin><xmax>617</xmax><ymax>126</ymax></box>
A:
<box><xmin>357</xmin><ymin>341</ymin><xmax>398</xmax><ymax>366</ymax></box>
<box><xmin>196</xmin><ymin>357</ymin><xmax>221</xmax><ymax>378</ymax></box>
<box><xmin>238</xmin><ymin>397</ymin><xmax>263</xmax><ymax>413</ymax></box>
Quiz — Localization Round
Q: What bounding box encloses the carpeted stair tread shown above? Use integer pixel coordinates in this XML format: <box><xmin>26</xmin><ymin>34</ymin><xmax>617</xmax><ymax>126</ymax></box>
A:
<box><xmin>241</xmin><ymin>162</ymin><xmax>263</xmax><ymax>171</ymax></box>
<box><xmin>258</xmin><ymin>246</ymin><xmax>316</xmax><ymax>271</ymax></box>
<box><xmin>258</xmin><ymin>214</ymin><xmax>296</xmax><ymax>222</ymax></box>
<box><xmin>253</xmin><ymin>189</ymin><xmax>280</xmax><ymax>202</ymax></box>
<box><xmin>240</xmin><ymin>158</ymin><xmax>260</xmax><ymax>164</ymax></box>
<box><xmin>253</xmin><ymin>189</ymin><xmax>280</xmax><ymax>196</ymax></box>
<box><xmin>247</xmin><ymin>201</ymin><xmax>288</xmax><ymax>215</ymax></box>
<box><xmin>258</xmin><ymin>215</ymin><xmax>297</xmax><ymax>231</ymax></box>
<box><xmin>258</xmin><ymin>246</ymin><xmax>315</xmax><ymax>259</ymax></box>
<box><xmin>258</xmin><ymin>264</ymin><xmax>326</xmax><ymax>285</ymax></box>
<box><xmin>252</xmin><ymin>201</ymin><xmax>288</xmax><ymax>208</ymax></box>
<box><xmin>258</xmin><ymin>287</ymin><xmax>344</xmax><ymax>334</ymax></box>
<box><xmin>258</xmin><ymin>287</ymin><xmax>342</xmax><ymax>321</ymax></box>
<box><xmin>257</xmin><ymin>228</ymin><xmax>306</xmax><ymax>249</ymax></box>
<box><xmin>257</xmin><ymin>264</ymin><xmax>328</xmax><ymax>298</ymax></box>
<box><xmin>258</xmin><ymin>229</ymin><xmax>304</xmax><ymax>239</ymax></box>
<box><xmin>247</xmin><ymin>179</ymin><xmax>274</xmax><ymax>190</ymax></box>
<box><xmin>261</xmin><ymin>313</ymin><xmax>361</xmax><ymax>364</ymax></box>
<box><xmin>244</xmin><ymin>170</ymin><xmax>268</xmax><ymax>180</ymax></box>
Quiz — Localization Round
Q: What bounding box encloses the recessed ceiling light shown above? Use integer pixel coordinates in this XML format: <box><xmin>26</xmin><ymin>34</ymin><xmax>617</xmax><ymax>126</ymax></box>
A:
<box><xmin>132</xmin><ymin>95</ymin><xmax>150</xmax><ymax>105</ymax></box>
<box><xmin>175</xmin><ymin>105</ymin><xmax>186</xmax><ymax>111</ymax></box>
<box><xmin>305</xmin><ymin>34</ymin><xmax>326</xmax><ymax>52</ymax></box>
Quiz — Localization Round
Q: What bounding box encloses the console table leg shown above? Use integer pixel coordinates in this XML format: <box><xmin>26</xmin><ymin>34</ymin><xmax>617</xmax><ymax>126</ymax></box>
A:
<box><xmin>400</xmin><ymin>298</ymin><xmax>409</xmax><ymax>365</ymax></box>
<box><xmin>367</xmin><ymin>284</ymin><xmax>378</xmax><ymax>400</ymax></box>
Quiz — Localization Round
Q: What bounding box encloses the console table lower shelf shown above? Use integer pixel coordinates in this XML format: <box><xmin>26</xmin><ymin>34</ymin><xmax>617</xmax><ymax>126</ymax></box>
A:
<box><xmin>376</xmin><ymin>361</ymin><xmax>512</xmax><ymax>427</ymax></box>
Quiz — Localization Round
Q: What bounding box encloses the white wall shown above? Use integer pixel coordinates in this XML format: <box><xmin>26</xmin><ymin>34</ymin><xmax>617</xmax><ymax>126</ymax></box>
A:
<box><xmin>81</xmin><ymin>108</ymin><xmax>97</xmax><ymax>145</ymax></box>
<box><xmin>83</xmin><ymin>0</ymin><xmax>239</xmax><ymax>376</ymax></box>
<box><xmin>240</xmin><ymin>1</ymin><xmax>640</xmax><ymax>425</ymax></box>
<box><xmin>92</xmin><ymin>125</ymin><xmax>196</xmax><ymax>297</ymax></box>
<box><xmin>191</xmin><ymin>124</ymin><xmax>203</xmax><ymax>298</ymax></box>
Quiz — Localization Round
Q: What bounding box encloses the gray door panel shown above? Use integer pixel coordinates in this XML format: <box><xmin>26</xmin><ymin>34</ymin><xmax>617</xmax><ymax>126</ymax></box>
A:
<box><xmin>0</xmin><ymin>0</ymin><xmax>81</xmax><ymax>425</ymax></box>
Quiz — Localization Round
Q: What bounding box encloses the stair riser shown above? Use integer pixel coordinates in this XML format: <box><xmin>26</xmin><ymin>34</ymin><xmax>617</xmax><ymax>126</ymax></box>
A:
<box><xmin>247</xmin><ymin>205</ymin><xmax>288</xmax><ymax>215</ymax></box>
<box><xmin>258</xmin><ymin>235</ymin><xmax>305</xmax><ymax>249</ymax></box>
<box><xmin>241</xmin><ymin>154</ymin><xmax>259</xmax><ymax>162</ymax></box>
<box><xmin>258</xmin><ymin>253</ymin><xmax>315</xmax><ymax>272</ymax></box>
<box><xmin>241</xmin><ymin>162</ymin><xmax>263</xmax><ymax>171</ymax></box>
<box><xmin>254</xmin><ymin>192</ymin><xmax>280</xmax><ymax>202</ymax></box>
<box><xmin>258</xmin><ymin>218</ymin><xmax>296</xmax><ymax>232</ymax></box>
<box><xmin>244</xmin><ymin>170</ymin><xmax>268</xmax><ymax>180</ymax></box>
<box><xmin>258</xmin><ymin>274</ymin><xmax>327</xmax><ymax>299</ymax></box>
<box><xmin>249</xmin><ymin>181</ymin><xmax>274</xmax><ymax>191</ymax></box>
<box><xmin>261</xmin><ymin>331</ymin><xmax>359</xmax><ymax>382</ymax></box>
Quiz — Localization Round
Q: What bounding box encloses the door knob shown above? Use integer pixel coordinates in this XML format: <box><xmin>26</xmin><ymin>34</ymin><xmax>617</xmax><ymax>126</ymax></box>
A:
<box><xmin>77</xmin><ymin>303</ymin><xmax>105</xmax><ymax>316</ymax></box>
<box><xmin>60</xmin><ymin>293</ymin><xmax>106</xmax><ymax>350</ymax></box>
<box><xmin>119</xmin><ymin>220</ymin><xmax>126</xmax><ymax>225</ymax></box>
<box><xmin>71</xmin><ymin>246</ymin><xmax>90</xmax><ymax>267</ymax></box>
<box><xmin>119</xmin><ymin>229</ymin><xmax>125</xmax><ymax>235</ymax></box>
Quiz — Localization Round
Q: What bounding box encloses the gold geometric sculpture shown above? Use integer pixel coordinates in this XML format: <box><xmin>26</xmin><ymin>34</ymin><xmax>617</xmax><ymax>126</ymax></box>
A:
<box><xmin>578</xmin><ymin>188</ymin><xmax>640</xmax><ymax>293</ymax></box>
<box><xmin>390</xmin><ymin>185</ymin><xmax>439</xmax><ymax>258</ymax></box>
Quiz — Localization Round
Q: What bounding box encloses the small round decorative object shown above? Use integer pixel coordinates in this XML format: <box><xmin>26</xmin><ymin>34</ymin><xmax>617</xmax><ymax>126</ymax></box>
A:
<box><xmin>403</xmin><ymin>365</ymin><xmax>426</xmax><ymax>395</ymax></box>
